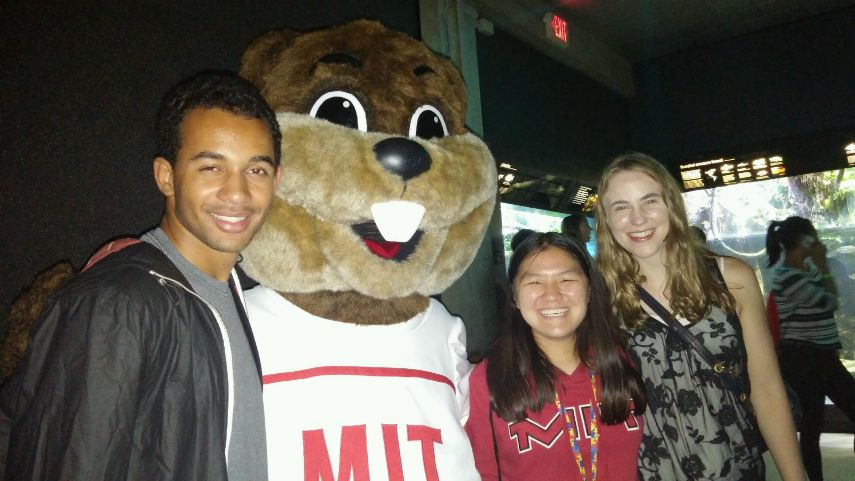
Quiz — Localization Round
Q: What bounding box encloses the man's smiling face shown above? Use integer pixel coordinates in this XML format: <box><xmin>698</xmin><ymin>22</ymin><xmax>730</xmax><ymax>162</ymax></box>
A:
<box><xmin>156</xmin><ymin>107</ymin><xmax>280</xmax><ymax>272</ymax></box>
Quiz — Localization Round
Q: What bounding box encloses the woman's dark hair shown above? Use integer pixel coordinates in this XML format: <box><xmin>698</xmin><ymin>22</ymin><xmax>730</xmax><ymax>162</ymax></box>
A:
<box><xmin>486</xmin><ymin>232</ymin><xmax>646</xmax><ymax>424</ymax></box>
<box><xmin>766</xmin><ymin>216</ymin><xmax>816</xmax><ymax>267</ymax></box>
<box><xmin>509</xmin><ymin>228</ymin><xmax>536</xmax><ymax>251</ymax></box>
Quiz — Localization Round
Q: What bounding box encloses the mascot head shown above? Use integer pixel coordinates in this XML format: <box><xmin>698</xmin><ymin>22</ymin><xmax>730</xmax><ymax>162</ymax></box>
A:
<box><xmin>239</xmin><ymin>20</ymin><xmax>496</xmax><ymax>308</ymax></box>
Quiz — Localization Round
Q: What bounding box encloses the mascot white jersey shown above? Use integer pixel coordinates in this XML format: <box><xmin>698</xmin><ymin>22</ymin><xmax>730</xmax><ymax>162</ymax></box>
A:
<box><xmin>247</xmin><ymin>286</ymin><xmax>480</xmax><ymax>481</ymax></box>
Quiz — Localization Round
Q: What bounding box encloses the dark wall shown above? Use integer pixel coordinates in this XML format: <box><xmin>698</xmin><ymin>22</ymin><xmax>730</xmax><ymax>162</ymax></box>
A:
<box><xmin>0</xmin><ymin>0</ymin><xmax>419</xmax><ymax>322</ymax></box>
<box><xmin>476</xmin><ymin>27</ymin><xmax>632</xmax><ymax>186</ymax></box>
<box><xmin>632</xmin><ymin>7</ymin><xmax>855</xmax><ymax>174</ymax></box>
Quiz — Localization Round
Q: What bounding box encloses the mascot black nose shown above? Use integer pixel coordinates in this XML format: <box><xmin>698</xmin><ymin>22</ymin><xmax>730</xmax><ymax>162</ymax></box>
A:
<box><xmin>373</xmin><ymin>137</ymin><xmax>432</xmax><ymax>181</ymax></box>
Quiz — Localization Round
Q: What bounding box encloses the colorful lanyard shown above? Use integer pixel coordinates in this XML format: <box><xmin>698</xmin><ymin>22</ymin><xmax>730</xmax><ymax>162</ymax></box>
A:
<box><xmin>553</xmin><ymin>369</ymin><xmax>599</xmax><ymax>481</ymax></box>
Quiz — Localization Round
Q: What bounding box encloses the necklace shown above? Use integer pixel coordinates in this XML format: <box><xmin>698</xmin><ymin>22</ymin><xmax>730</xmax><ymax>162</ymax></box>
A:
<box><xmin>553</xmin><ymin>369</ymin><xmax>599</xmax><ymax>481</ymax></box>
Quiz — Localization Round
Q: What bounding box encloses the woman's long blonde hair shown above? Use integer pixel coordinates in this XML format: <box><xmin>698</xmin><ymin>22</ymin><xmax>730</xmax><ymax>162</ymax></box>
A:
<box><xmin>594</xmin><ymin>152</ymin><xmax>734</xmax><ymax>327</ymax></box>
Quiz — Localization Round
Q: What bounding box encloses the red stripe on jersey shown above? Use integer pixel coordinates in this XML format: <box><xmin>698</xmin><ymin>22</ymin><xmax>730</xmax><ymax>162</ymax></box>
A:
<box><xmin>263</xmin><ymin>366</ymin><xmax>455</xmax><ymax>392</ymax></box>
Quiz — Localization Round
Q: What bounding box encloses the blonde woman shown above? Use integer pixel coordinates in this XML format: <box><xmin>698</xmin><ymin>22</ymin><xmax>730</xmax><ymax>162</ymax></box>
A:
<box><xmin>595</xmin><ymin>152</ymin><xmax>805</xmax><ymax>481</ymax></box>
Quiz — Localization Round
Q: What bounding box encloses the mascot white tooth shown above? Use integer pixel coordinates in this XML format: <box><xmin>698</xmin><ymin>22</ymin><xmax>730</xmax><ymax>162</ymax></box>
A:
<box><xmin>239</xmin><ymin>20</ymin><xmax>497</xmax><ymax>480</ymax></box>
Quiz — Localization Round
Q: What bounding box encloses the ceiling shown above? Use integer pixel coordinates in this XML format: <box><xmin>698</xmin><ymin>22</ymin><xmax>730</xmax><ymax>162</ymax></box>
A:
<box><xmin>552</xmin><ymin>0</ymin><xmax>855</xmax><ymax>62</ymax></box>
<box><xmin>470</xmin><ymin>0</ymin><xmax>854</xmax><ymax>96</ymax></box>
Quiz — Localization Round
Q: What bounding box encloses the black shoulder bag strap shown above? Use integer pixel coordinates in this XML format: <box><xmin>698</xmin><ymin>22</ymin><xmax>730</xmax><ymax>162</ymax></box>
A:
<box><xmin>637</xmin><ymin>286</ymin><xmax>745</xmax><ymax>397</ymax></box>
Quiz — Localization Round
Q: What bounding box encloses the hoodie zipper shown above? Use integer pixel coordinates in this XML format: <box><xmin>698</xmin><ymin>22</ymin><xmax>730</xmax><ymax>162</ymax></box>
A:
<box><xmin>148</xmin><ymin>270</ymin><xmax>236</xmax><ymax>467</ymax></box>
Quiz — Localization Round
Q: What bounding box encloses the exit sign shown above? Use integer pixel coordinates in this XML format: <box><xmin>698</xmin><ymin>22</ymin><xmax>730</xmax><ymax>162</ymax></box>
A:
<box><xmin>544</xmin><ymin>13</ymin><xmax>569</xmax><ymax>48</ymax></box>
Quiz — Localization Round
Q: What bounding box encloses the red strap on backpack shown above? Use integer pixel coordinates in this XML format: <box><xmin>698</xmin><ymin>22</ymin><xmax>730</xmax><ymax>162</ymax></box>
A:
<box><xmin>81</xmin><ymin>238</ymin><xmax>141</xmax><ymax>272</ymax></box>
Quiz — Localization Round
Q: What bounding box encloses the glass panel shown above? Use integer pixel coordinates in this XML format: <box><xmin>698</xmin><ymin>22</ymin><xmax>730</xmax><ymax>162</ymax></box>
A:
<box><xmin>683</xmin><ymin>167</ymin><xmax>855</xmax><ymax>370</ymax></box>
<box><xmin>499</xmin><ymin>203</ymin><xmax>597</xmax><ymax>269</ymax></box>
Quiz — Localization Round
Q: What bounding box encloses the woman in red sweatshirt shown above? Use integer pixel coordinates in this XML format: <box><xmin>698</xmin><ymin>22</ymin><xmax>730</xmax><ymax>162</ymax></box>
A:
<box><xmin>465</xmin><ymin>232</ymin><xmax>645</xmax><ymax>481</ymax></box>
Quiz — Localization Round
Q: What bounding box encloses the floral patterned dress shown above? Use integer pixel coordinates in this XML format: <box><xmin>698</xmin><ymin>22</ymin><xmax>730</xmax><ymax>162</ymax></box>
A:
<box><xmin>629</xmin><ymin>304</ymin><xmax>765</xmax><ymax>481</ymax></box>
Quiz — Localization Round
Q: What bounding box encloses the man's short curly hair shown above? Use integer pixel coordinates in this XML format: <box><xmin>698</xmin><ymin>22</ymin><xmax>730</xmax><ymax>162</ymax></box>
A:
<box><xmin>155</xmin><ymin>70</ymin><xmax>281</xmax><ymax>166</ymax></box>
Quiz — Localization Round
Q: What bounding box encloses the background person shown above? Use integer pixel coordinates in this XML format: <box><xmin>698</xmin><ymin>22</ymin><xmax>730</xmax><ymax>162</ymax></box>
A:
<box><xmin>0</xmin><ymin>71</ymin><xmax>282</xmax><ymax>481</ymax></box>
<box><xmin>767</xmin><ymin>216</ymin><xmax>855</xmax><ymax>481</ymax></box>
<box><xmin>690</xmin><ymin>225</ymin><xmax>707</xmax><ymax>245</ymax></box>
<box><xmin>509</xmin><ymin>228</ymin><xmax>536</xmax><ymax>251</ymax></box>
<box><xmin>561</xmin><ymin>213</ymin><xmax>592</xmax><ymax>248</ymax></box>
<box><xmin>465</xmin><ymin>232</ymin><xmax>646</xmax><ymax>481</ymax></box>
<box><xmin>595</xmin><ymin>152</ymin><xmax>805</xmax><ymax>481</ymax></box>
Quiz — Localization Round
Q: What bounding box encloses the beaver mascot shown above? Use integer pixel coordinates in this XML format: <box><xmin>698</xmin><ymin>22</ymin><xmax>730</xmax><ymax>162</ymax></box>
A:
<box><xmin>238</xmin><ymin>20</ymin><xmax>496</xmax><ymax>480</ymax></box>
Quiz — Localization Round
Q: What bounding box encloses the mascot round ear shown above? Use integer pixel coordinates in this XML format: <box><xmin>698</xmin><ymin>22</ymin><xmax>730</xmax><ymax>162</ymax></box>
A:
<box><xmin>240</xmin><ymin>29</ymin><xmax>300</xmax><ymax>89</ymax></box>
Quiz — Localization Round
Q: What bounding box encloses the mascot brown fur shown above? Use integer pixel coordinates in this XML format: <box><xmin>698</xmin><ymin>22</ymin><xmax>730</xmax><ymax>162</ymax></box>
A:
<box><xmin>0</xmin><ymin>263</ymin><xmax>74</xmax><ymax>377</ymax></box>
<box><xmin>239</xmin><ymin>19</ymin><xmax>496</xmax><ymax>323</ymax></box>
<box><xmin>238</xmin><ymin>20</ymin><xmax>496</xmax><ymax>479</ymax></box>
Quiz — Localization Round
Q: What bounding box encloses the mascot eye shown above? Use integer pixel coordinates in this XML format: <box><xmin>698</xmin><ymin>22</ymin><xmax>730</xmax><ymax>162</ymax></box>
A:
<box><xmin>409</xmin><ymin>105</ymin><xmax>448</xmax><ymax>139</ymax></box>
<box><xmin>308</xmin><ymin>91</ymin><xmax>368</xmax><ymax>131</ymax></box>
